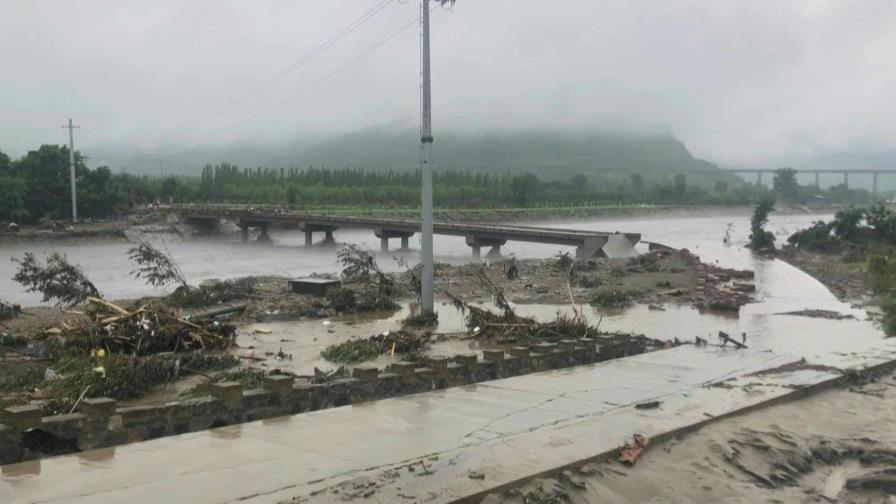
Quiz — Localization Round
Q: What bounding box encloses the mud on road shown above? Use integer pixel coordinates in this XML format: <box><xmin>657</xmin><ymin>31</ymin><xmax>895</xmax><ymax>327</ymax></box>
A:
<box><xmin>486</xmin><ymin>368</ymin><xmax>896</xmax><ymax>504</ymax></box>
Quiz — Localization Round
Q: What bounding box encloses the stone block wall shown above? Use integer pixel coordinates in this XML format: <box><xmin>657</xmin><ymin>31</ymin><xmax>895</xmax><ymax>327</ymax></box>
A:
<box><xmin>0</xmin><ymin>338</ymin><xmax>649</xmax><ymax>465</ymax></box>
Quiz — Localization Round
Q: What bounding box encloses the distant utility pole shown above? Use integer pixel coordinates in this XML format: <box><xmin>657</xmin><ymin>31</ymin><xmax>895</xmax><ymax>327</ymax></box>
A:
<box><xmin>420</xmin><ymin>0</ymin><xmax>435</xmax><ymax>316</ymax></box>
<box><xmin>61</xmin><ymin>118</ymin><xmax>80</xmax><ymax>223</ymax></box>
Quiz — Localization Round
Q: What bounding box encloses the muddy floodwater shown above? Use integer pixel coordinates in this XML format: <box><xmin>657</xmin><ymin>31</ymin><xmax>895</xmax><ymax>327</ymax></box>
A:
<box><xmin>1</xmin><ymin>208</ymin><xmax>882</xmax><ymax>376</ymax></box>
<box><xmin>4</xmin><ymin>209</ymin><xmax>895</xmax><ymax>504</ymax></box>
<box><xmin>0</xmin><ymin>210</ymin><xmax>830</xmax><ymax>305</ymax></box>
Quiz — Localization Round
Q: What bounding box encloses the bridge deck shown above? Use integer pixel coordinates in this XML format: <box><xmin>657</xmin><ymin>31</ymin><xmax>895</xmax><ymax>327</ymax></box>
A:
<box><xmin>173</xmin><ymin>205</ymin><xmax>641</xmax><ymax>256</ymax></box>
<box><xmin>730</xmin><ymin>168</ymin><xmax>896</xmax><ymax>174</ymax></box>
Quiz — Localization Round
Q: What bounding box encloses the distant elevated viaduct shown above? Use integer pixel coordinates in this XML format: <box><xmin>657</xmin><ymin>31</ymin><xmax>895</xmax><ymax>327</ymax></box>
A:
<box><xmin>170</xmin><ymin>204</ymin><xmax>641</xmax><ymax>259</ymax></box>
<box><xmin>730</xmin><ymin>168</ymin><xmax>896</xmax><ymax>193</ymax></box>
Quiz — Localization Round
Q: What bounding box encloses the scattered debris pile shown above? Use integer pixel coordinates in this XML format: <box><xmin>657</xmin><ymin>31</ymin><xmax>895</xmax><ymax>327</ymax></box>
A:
<box><xmin>61</xmin><ymin>297</ymin><xmax>236</xmax><ymax>355</ymax></box>
<box><xmin>337</xmin><ymin>244</ymin><xmax>400</xmax><ymax>311</ymax></box>
<box><xmin>777</xmin><ymin>309</ymin><xmax>855</xmax><ymax>320</ymax></box>
<box><xmin>446</xmin><ymin>273</ymin><xmax>665</xmax><ymax>352</ymax></box>
<box><xmin>167</xmin><ymin>278</ymin><xmax>257</xmax><ymax>309</ymax></box>
<box><xmin>311</xmin><ymin>366</ymin><xmax>350</xmax><ymax>384</ymax></box>
<box><xmin>681</xmin><ymin>249</ymin><xmax>756</xmax><ymax>311</ymax></box>
<box><xmin>128</xmin><ymin>241</ymin><xmax>257</xmax><ymax>309</ymax></box>
<box><xmin>320</xmin><ymin>331</ymin><xmax>426</xmax><ymax>364</ymax></box>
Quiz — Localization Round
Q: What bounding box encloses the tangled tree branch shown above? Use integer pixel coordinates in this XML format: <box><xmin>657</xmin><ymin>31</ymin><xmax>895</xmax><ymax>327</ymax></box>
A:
<box><xmin>12</xmin><ymin>252</ymin><xmax>101</xmax><ymax>307</ymax></box>
<box><xmin>128</xmin><ymin>242</ymin><xmax>188</xmax><ymax>288</ymax></box>
<box><xmin>337</xmin><ymin>244</ymin><xmax>397</xmax><ymax>310</ymax></box>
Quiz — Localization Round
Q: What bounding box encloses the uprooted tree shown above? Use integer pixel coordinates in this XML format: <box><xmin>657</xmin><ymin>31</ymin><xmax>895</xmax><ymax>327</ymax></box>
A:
<box><xmin>336</xmin><ymin>244</ymin><xmax>398</xmax><ymax>310</ymax></box>
<box><xmin>127</xmin><ymin>242</ymin><xmax>187</xmax><ymax>288</ymax></box>
<box><xmin>12</xmin><ymin>252</ymin><xmax>101</xmax><ymax>307</ymax></box>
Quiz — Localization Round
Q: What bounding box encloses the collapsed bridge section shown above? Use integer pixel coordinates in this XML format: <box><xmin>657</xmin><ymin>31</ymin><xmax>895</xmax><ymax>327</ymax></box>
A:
<box><xmin>171</xmin><ymin>204</ymin><xmax>641</xmax><ymax>259</ymax></box>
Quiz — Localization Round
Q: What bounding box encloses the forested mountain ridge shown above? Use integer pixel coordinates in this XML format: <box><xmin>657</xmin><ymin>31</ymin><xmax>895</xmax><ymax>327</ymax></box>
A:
<box><xmin>89</xmin><ymin>127</ymin><xmax>739</xmax><ymax>187</ymax></box>
<box><xmin>271</xmin><ymin>127</ymin><xmax>736</xmax><ymax>185</ymax></box>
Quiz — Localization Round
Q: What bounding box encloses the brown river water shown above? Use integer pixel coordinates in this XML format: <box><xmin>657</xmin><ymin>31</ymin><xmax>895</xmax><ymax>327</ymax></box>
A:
<box><xmin>1</xmin><ymin>209</ymin><xmax>880</xmax><ymax>376</ymax></box>
<box><xmin>4</xmin><ymin>209</ymin><xmax>894</xmax><ymax>504</ymax></box>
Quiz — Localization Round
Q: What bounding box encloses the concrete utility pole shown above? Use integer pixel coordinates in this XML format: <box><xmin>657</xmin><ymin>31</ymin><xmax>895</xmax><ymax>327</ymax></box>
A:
<box><xmin>61</xmin><ymin>118</ymin><xmax>80</xmax><ymax>223</ymax></box>
<box><xmin>419</xmin><ymin>0</ymin><xmax>435</xmax><ymax>315</ymax></box>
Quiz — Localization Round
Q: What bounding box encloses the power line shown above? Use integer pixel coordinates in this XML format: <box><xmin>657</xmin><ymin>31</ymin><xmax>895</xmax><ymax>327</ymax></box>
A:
<box><xmin>223</xmin><ymin>14</ymin><xmax>424</xmax><ymax>132</ymax></box>
<box><xmin>158</xmin><ymin>0</ymin><xmax>395</xmax><ymax>140</ymax></box>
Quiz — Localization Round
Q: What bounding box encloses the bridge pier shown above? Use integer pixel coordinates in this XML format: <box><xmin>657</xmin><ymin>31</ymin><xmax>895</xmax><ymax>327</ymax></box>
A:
<box><xmin>374</xmin><ymin>228</ymin><xmax>415</xmax><ymax>253</ymax></box>
<box><xmin>874</xmin><ymin>172</ymin><xmax>879</xmax><ymax>194</ymax></box>
<box><xmin>300</xmin><ymin>223</ymin><xmax>338</xmax><ymax>248</ymax></box>
<box><xmin>575</xmin><ymin>236</ymin><xmax>610</xmax><ymax>258</ymax></box>
<box><xmin>844</xmin><ymin>171</ymin><xmax>849</xmax><ymax>188</ymax></box>
<box><xmin>238</xmin><ymin>219</ymin><xmax>271</xmax><ymax>244</ymax></box>
<box><xmin>757</xmin><ymin>172</ymin><xmax>763</xmax><ymax>187</ymax></box>
<box><xmin>814</xmin><ymin>172</ymin><xmax>820</xmax><ymax>188</ymax></box>
<box><xmin>257</xmin><ymin>223</ymin><xmax>271</xmax><ymax>243</ymax></box>
<box><xmin>466</xmin><ymin>235</ymin><xmax>506</xmax><ymax>262</ymax></box>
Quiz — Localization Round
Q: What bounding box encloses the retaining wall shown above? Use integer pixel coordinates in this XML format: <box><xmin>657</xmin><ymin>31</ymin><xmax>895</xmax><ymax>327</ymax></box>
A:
<box><xmin>1</xmin><ymin>338</ymin><xmax>649</xmax><ymax>465</ymax></box>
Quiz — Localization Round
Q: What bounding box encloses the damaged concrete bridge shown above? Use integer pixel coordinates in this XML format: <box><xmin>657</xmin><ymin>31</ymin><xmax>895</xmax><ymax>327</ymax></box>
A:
<box><xmin>171</xmin><ymin>204</ymin><xmax>641</xmax><ymax>259</ymax></box>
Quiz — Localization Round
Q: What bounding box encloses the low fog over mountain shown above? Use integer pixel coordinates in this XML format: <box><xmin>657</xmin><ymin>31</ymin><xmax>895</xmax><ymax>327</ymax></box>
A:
<box><xmin>89</xmin><ymin>126</ymin><xmax>739</xmax><ymax>186</ymax></box>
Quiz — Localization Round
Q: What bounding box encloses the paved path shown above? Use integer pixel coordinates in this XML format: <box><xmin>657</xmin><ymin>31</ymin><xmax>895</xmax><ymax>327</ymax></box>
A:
<box><xmin>4</xmin><ymin>338</ymin><xmax>895</xmax><ymax>504</ymax></box>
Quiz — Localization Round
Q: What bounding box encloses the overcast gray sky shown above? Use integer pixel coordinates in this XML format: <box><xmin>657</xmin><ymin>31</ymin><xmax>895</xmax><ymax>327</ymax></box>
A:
<box><xmin>1</xmin><ymin>0</ymin><xmax>894</xmax><ymax>165</ymax></box>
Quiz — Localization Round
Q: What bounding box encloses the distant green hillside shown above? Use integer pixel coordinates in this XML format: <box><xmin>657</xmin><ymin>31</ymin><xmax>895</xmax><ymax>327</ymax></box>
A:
<box><xmin>89</xmin><ymin>127</ymin><xmax>741</xmax><ymax>187</ymax></box>
<box><xmin>271</xmin><ymin>127</ymin><xmax>739</xmax><ymax>187</ymax></box>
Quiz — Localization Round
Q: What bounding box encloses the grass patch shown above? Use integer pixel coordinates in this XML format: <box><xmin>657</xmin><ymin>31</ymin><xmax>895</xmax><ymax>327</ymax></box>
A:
<box><xmin>590</xmin><ymin>288</ymin><xmax>635</xmax><ymax>307</ymax></box>
<box><xmin>42</xmin><ymin>352</ymin><xmax>238</xmax><ymax>415</ymax></box>
<box><xmin>320</xmin><ymin>331</ymin><xmax>425</xmax><ymax>364</ymax></box>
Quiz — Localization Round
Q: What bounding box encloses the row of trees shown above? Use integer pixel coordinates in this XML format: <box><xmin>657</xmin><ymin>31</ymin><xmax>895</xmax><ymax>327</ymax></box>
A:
<box><xmin>0</xmin><ymin>145</ymin><xmax>883</xmax><ymax>223</ymax></box>
<box><xmin>0</xmin><ymin>145</ymin><xmax>169</xmax><ymax>223</ymax></box>
<box><xmin>187</xmin><ymin>163</ymin><xmax>762</xmax><ymax>208</ymax></box>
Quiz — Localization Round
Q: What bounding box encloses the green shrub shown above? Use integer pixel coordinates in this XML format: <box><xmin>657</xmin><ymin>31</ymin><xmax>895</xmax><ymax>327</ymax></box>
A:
<box><xmin>832</xmin><ymin>206</ymin><xmax>864</xmax><ymax>241</ymax></box>
<box><xmin>590</xmin><ymin>288</ymin><xmax>632</xmax><ymax>307</ymax></box>
<box><xmin>325</xmin><ymin>287</ymin><xmax>357</xmax><ymax>312</ymax></box>
<box><xmin>882</xmin><ymin>297</ymin><xmax>896</xmax><ymax>337</ymax></box>
<box><xmin>866</xmin><ymin>204</ymin><xmax>896</xmax><ymax>244</ymax></box>
<box><xmin>787</xmin><ymin>221</ymin><xmax>839</xmax><ymax>252</ymax></box>
<box><xmin>868</xmin><ymin>250</ymin><xmax>896</xmax><ymax>293</ymax></box>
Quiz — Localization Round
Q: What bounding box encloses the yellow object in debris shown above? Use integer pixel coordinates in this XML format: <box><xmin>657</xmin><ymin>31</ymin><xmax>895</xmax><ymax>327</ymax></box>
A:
<box><xmin>93</xmin><ymin>366</ymin><xmax>106</xmax><ymax>378</ymax></box>
<box><xmin>96</xmin><ymin>348</ymin><xmax>106</xmax><ymax>359</ymax></box>
<box><xmin>391</xmin><ymin>342</ymin><xmax>396</xmax><ymax>356</ymax></box>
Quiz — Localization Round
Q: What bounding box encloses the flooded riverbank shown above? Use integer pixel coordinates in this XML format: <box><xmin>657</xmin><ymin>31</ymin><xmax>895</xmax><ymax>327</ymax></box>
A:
<box><xmin>5</xmin><ymin>208</ymin><xmax>885</xmax><ymax>409</ymax></box>
<box><xmin>0</xmin><ymin>209</ymin><xmax>830</xmax><ymax>305</ymax></box>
